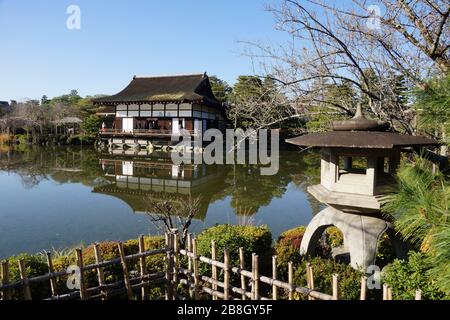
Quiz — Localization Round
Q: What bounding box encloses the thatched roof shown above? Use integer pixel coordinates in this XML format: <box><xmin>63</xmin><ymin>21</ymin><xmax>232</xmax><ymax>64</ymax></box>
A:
<box><xmin>93</xmin><ymin>73</ymin><xmax>222</xmax><ymax>108</ymax></box>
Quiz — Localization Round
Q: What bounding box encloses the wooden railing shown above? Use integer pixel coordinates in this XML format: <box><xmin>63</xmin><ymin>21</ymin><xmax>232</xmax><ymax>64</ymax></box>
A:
<box><xmin>0</xmin><ymin>231</ymin><xmax>423</xmax><ymax>300</ymax></box>
<box><xmin>99</xmin><ymin>129</ymin><xmax>197</xmax><ymax>136</ymax></box>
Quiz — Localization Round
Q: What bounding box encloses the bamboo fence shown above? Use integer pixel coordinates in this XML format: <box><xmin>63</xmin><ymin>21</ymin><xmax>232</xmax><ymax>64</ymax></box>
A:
<box><xmin>0</xmin><ymin>231</ymin><xmax>422</xmax><ymax>301</ymax></box>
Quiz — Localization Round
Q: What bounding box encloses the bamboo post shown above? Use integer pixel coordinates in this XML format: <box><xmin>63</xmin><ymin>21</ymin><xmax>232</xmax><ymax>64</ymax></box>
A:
<box><xmin>1</xmin><ymin>260</ymin><xmax>9</xmax><ymax>300</ymax></box>
<box><xmin>138</xmin><ymin>235</ymin><xmax>148</xmax><ymax>300</ymax></box>
<box><xmin>165</xmin><ymin>232</ymin><xmax>174</xmax><ymax>300</ymax></box>
<box><xmin>415</xmin><ymin>289</ymin><xmax>422</xmax><ymax>300</ymax></box>
<box><xmin>172</xmin><ymin>230</ymin><xmax>179</xmax><ymax>300</ymax></box>
<box><xmin>387</xmin><ymin>286</ymin><xmax>393</xmax><ymax>300</ymax></box>
<box><xmin>45</xmin><ymin>251</ymin><xmax>58</xmax><ymax>297</ymax></box>
<box><xmin>288</xmin><ymin>262</ymin><xmax>294</xmax><ymax>300</ymax></box>
<box><xmin>93</xmin><ymin>243</ymin><xmax>107</xmax><ymax>300</ymax></box>
<box><xmin>332</xmin><ymin>274</ymin><xmax>339</xmax><ymax>300</ymax></box>
<box><xmin>192</xmin><ymin>237</ymin><xmax>200</xmax><ymax>300</ymax></box>
<box><xmin>252</xmin><ymin>254</ymin><xmax>260</xmax><ymax>300</ymax></box>
<box><xmin>224</xmin><ymin>249</ymin><xmax>230</xmax><ymax>300</ymax></box>
<box><xmin>187</xmin><ymin>233</ymin><xmax>193</xmax><ymax>299</ymax></box>
<box><xmin>382</xmin><ymin>284</ymin><xmax>388</xmax><ymax>300</ymax></box>
<box><xmin>306</xmin><ymin>262</ymin><xmax>315</xmax><ymax>300</ymax></box>
<box><xmin>18</xmin><ymin>259</ymin><xmax>32</xmax><ymax>300</ymax></box>
<box><xmin>360</xmin><ymin>276</ymin><xmax>367</xmax><ymax>300</ymax></box>
<box><xmin>272</xmin><ymin>256</ymin><xmax>278</xmax><ymax>300</ymax></box>
<box><xmin>211</xmin><ymin>241</ymin><xmax>218</xmax><ymax>300</ymax></box>
<box><xmin>118</xmin><ymin>242</ymin><xmax>133</xmax><ymax>300</ymax></box>
<box><xmin>239</xmin><ymin>247</ymin><xmax>247</xmax><ymax>300</ymax></box>
<box><xmin>75</xmin><ymin>248</ymin><xmax>87</xmax><ymax>300</ymax></box>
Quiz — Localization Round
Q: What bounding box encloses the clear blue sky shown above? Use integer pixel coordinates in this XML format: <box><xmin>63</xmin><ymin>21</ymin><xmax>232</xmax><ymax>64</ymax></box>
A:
<box><xmin>0</xmin><ymin>0</ymin><xmax>289</xmax><ymax>101</ymax></box>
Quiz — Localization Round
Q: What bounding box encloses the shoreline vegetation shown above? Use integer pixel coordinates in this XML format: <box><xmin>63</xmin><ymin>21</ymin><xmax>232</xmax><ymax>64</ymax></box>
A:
<box><xmin>1</xmin><ymin>224</ymin><xmax>448</xmax><ymax>300</ymax></box>
<box><xmin>0</xmin><ymin>133</ymin><xmax>97</xmax><ymax>147</ymax></box>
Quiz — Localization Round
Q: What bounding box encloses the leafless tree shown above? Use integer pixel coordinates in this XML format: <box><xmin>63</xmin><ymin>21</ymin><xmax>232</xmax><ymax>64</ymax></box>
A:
<box><xmin>241</xmin><ymin>0</ymin><xmax>449</xmax><ymax>135</ymax></box>
<box><xmin>145</xmin><ymin>195</ymin><xmax>202</xmax><ymax>248</ymax></box>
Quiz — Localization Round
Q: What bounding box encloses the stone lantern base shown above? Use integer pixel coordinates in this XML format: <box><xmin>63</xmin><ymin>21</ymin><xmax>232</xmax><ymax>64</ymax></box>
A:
<box><xmin>300</xmin><ymin>207</ymin><xmax>408</xmax><ymax>269</ymax></box>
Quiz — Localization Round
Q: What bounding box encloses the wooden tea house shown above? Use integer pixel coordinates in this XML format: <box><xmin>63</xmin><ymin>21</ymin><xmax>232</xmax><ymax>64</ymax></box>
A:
<box><xmin>94</xmin><ymin>73</ymin><xmax>226</xmax><ymax>149</ymax></box>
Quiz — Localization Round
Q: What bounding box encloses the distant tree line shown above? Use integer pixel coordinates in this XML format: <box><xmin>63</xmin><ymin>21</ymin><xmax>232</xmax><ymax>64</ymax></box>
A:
<box><xmin>0</xmin><ymin>90</ymin><xmax>106</xmax><ymax>144</ymax></box>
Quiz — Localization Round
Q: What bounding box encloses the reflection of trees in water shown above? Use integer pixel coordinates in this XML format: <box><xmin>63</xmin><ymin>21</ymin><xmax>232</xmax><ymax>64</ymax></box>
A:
<box><xmin>289</xmin><ymin>151</ymin><xmax>324</xmax><ymax>215</ymax></box>
<box><xmin>219</xmin><ymin>150</ymin><xmax>321</xmax><ymax>216</ymax></box>
<box><xmin>0</xmin><ymin>146</ymin><xmax>323</xmax><ymax>217</ymax></box>
<box><xmin>0</xmin><ymin>145</ymin><xmax>105</xmax><ymax>188</ymax></box>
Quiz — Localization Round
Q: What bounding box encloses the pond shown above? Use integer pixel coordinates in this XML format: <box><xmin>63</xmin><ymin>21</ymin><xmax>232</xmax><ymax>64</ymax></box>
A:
<box><xmin>0</xmin><ymin>145</ymin><xmax>322</xmax><ymax>258</ymax></box>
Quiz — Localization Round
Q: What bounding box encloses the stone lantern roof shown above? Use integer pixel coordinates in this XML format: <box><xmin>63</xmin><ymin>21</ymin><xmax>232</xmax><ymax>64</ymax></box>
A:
<box><xmin>286</xmin><ymin>104</ymin><xmax>440</xmax><ymax>149</ymax></box>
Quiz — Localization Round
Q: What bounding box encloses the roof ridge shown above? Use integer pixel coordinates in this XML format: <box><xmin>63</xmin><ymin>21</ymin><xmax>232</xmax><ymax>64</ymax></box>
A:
<box><xmin>133</xmin><ymin>73</ymin><xmax>206</xmax><ymax>79</ymax></box>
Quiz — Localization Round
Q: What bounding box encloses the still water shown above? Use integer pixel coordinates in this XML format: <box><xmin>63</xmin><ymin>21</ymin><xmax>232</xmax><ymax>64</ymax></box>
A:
<box><xmin>0</xmin><ymin>145</ymin><xmax>322</xmax><ymax>258</ymax></box>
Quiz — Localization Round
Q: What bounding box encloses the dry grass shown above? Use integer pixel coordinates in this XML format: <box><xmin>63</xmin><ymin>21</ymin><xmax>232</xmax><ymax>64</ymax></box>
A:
<box><xmin>0</xmin><ymin>133</ymin><xmax>11</xmax><ymax>145</ymax></box>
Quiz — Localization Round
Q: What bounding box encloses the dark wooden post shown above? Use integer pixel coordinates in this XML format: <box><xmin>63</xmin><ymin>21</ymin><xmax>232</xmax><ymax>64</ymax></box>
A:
<box><xmin>165</xmin><ymin>232</ymin><xmax>174</xmax><ymax>300</ymax></box>
<box><xmin>118</xmin><ymin>242</ymin><xmax>133</xmax><ymax>299</ymax></box>
<box><xmin>75</xmin><ymin>248</ymin><xmax>87</xmax><ymax>300</ymax></box>
<box><xmin>138</xmin><ymin>235</ymin><xmax>148</xmax><ymax>300</ymax></box>
<box><xmin>18</xmin><ymin>259</ymin><xmax>32</xmax><ymax>300</ymax></box>
<box><xmin>45</xmin><ymin>251</ymin><xmax>58</xmax><ymax>298</ymax></box>
<box><xmin>192</xmin><ymin>238</ymin><xmax>200</xmax><ymax>300</ymax></box>
<box><xmin>172</xmin><ymin>229</ymin><xmax>179</xmax><ymax>300</ymax></box>
<box><xmin>1</xmin><ymin>260</ymin><xmax>10</xmax><ymax>300</ymax></box>
<box><xmin>93</xmin><ymin>243</ymin><xmax>108</xmax><ymax>300</ymax></box>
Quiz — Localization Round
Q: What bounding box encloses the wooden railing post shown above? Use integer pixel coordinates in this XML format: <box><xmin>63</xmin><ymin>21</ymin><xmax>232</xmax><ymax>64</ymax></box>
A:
<box><xmin>75</xmin><ymin>248</ymin><xmax>87</xmax><ymax>300</ymax></box>
<box><xmin>1</xmin><ymin>260</ymin><xmax>10</xmax><ymax>300</ymax></box>
<box><xmin>93</xmin><ymin>243</ymin><xmax>108</xmax><ymax>300</ymax></box>
<box><xmin>332</xmin><ymin>274</ymin><xmax>339</xmax><ymax>300</ymax></box>
<box><xmin>272</xmin><ymin>256</ymin><xmax>278</xmax><ymax>300</ymax></box>
<box><xmin>223</xmin><ymin>249</ymin><xmax>230</xmax><ymax>300</ymax></box>
<box><xmin>382</xmin><ymin>283</ymin><xmax>388</xmax><ymax>300</ymax></box>
<box><xmin>252</xmin><ymin>254</ymin><xmax>260</xmax><ymax>300</ymax></box>
<box><xmin>172</xmin><ymin>229</ymin><xmax>179</xmax><ymax>300</ymax></box>
<box><xmin>45</xmin><ymin>251</ymin><xmax>58</xmax><ymax>298</ymax></box>
<box><xmin>211</xmin><ymin>241</ymin><xmax>218</xmax><ymax>300</ymax></box>
<box><xmin>138</xmin><ymin>235</ymin><xmax>148</xmax><ymax>300</ymax></box>
<box><xmin>165</xmin><ymin>232</ymin><xmax>174</xmax><ymax>300</ymax></box>
<box><xmin>192</xmin><ymin>237</ymin><xmax>200</xmax><ymax>300</ymax></box>
<box><xmin>18</xmin><ymin>259</ymin><xmax>32</xmax><ymax>300</ymax></box>
<box><xmin>187</xmin><ymin>233</ymin><xmax>193</xmax><ymax>299</ymax></box>
<box><xmin>360</xmin><ymin>276</ymin><xmax>367</xmax><ymax>300</ymax></box>
<box><xmin>288</xmin><ymin>262</ymin><xmax>294</xmax><ymax>300</ymax></box>
<box><xmin>387</xmin><ymin>286</ymin><xmax>393</xmax><ymax>300</ymax></box>
<box><xmin>118</xmin><ymin>242</ymin><xmax>133</xmax><ymax>300</ymax></box>
<box><xmin>239</xmin><ymin>247</ymin><xmax>246</xmax><ymax>300</ymax></box>
<box><xmin>306</xmin><ymin>262</ymin><xmax>315</xmax><ymax>300</ymax></box>
<box><xmin>415</xmin><ymin>289</ymin><xmax>422</xmax><ymax>300</ymax></box>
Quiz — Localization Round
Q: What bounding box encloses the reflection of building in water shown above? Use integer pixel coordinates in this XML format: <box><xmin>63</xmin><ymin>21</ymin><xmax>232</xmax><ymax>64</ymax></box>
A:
<box><xmin>93</xmin><ymin>151</ymin><xmax>227</xmax><ymax>219</ymax></box>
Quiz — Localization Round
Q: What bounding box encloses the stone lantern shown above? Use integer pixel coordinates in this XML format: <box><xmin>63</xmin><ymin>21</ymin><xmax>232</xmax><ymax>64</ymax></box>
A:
<box><xmin>286</xmin><ymin>105</ymin><xmax>440</xmax><ymax>269</ymax></box>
